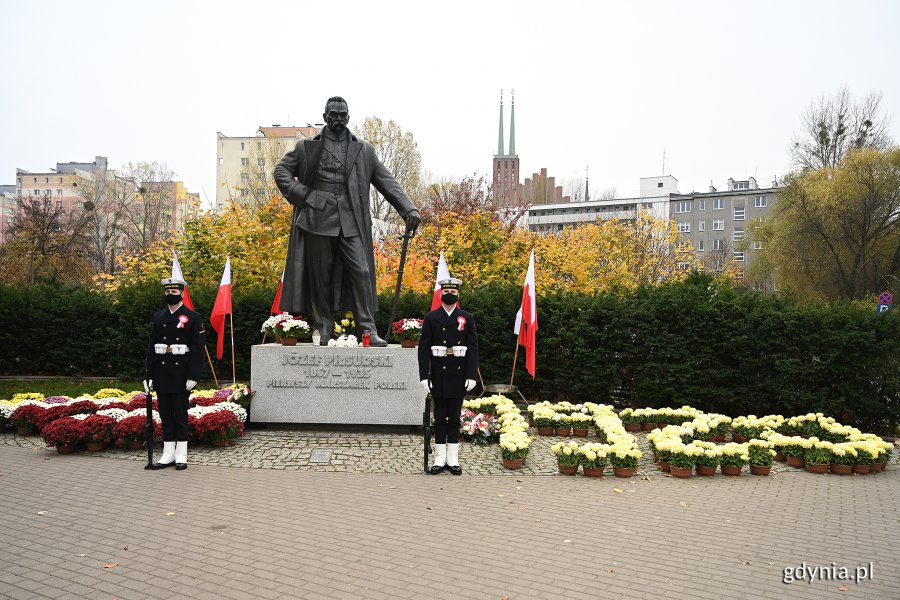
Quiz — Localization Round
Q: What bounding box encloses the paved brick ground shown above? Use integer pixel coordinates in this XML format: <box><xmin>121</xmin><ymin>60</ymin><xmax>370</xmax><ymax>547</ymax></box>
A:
<box><xmin>1</xmin><ymin>430</ymin><xmax>898</xmax><ymax>600</ymax></box>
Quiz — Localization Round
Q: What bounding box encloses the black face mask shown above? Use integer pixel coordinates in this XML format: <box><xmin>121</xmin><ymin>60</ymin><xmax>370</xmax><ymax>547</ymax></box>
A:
<box><xmin>441</xmin><ymin>292</ymin><xmax>458</xmax><ymax>306</ymax></box>
<box><xmin>165</xmin><ymin>294</ymin><xmax>182</xmax><ymax>306</ymax></box>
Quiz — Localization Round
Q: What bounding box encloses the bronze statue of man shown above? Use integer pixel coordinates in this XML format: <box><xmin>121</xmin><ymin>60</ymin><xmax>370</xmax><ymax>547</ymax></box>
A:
<box><xmin>274</xmin><ymin>96</ymin><xmax>420</xmax><ymax>346</ymax></box>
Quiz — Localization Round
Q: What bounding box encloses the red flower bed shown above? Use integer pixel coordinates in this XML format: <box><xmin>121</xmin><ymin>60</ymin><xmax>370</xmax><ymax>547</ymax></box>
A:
<box><xmin>113</xmin><ymin>415</ymin><xmax>162</xmax><ymax>445</ymax></box>
<box><xmin>101</xmin><ymin>401</ymin><xmax>129</xmax><ymax>411</ymax></box>
<box><xmin>194</xmin><ymin>411</ymin><xmax>243</xmax><ymax>443</ymax></box>
<box><xmin>67</xmin><ymin>400</ymin><xmax>98</xmax><ymax>415</ymax></box>
<box><xmin>192</xmin><ymin>396</ymin><xmax>220</xmax><ymax>407</ymax></box>
<box><xmin>10</xmin><ymin>404</ymin><xmax>43</xmax><ymax>430</ymax></box>
<box><xmin>187</xmin><ymin>414</ymin><xmax>200</xmax><ymax>438</ymax></box>
<box><xmin>82</xmin><ymin>414</ymin><xmax>117</xmax><ymax>445</ymax></box>
<box><xmin>32</xmin><ymin>405</ymin><xmax>72</xmax><ymax>431</ymax></box>
<box><xmin>125</xmin><ymin>394</ymin><xmax>157</xmax><ymax>412</ymax></box>
<box><xmin>41</xmin><ymin>417</ymin><xmax>85</xmax><ymax>447</ymax></box>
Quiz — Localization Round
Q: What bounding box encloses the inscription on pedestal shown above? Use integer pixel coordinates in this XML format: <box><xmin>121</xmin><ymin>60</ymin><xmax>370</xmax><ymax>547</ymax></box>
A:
<box><xmin>250</xmin><ymin>344</ymin><xmax>422</xmax><ymax>425</ymax></box>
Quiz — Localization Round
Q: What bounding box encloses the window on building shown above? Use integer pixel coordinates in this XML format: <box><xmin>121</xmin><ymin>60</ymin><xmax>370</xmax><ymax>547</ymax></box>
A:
<box><xmin>698</xmin><ymin>221</ymin><xmax>705</xmax><ymax>232</ymax></box>
<box><xmin>734</xmin><ymin>207</ymin><xmax>745</xmax><ymax>220</ymax></box>
<box><xmin>658</xmin><ymin>182</ymin><xmax>663</xmax><ymax>188</ymax></box>
<box><xmin>755</xmin><ymin>195</ymin><xmax>767</xmax><ymax>208</ymax></box>
<box><xmin>733</xmin><ymin>251</ymin><xmax>745</xmax><ymax>262</ymax></box>
<box><xmin>699</xmin><ymin>199</ymin><xmax>705</xmax><ymax>211</ymax></box>
<box><xmin>56</xmin><ymin>189</ymin><xmax>62</xmax><ymax>195</ymax></box>
<box><xmin>218</xmin><ymin>158</ymin><xmax>224</xmax><ymax>165</ymax></box>
<box><xmin>45</xmin><ymin>177</ymin><xmax>49</xmax><ymax>183</ymax></box>
<box><xmin>714</xmin><ymin>239</ymin><xmax>724</xmax><ymax>250</ymax></box>
<box><xmin>33</xmin><ymin>178</ymin><xmax>37</xmax><ymax>183</ymax></box>
<box><xmin>713</xmin><ymin>219</ymin><xmax>724</xmax><ymax>231</ymax></box>
<box><xmin>241</xmin><ymin>158</ymin><xmax>249</xmax><ymax>166</ymax></box>
<box><xmin>675</xmin><ymin>201</ymin><xmax>692</xmax><ymax>213</ymax></box>
<box><xmin>753</xmin><ymin>241</ymin><xmax>763</xmax><ymax>250</ymax></box>
<box><xmin>56</xmin><ymin>199</ymin><xmax>62</xmax><ymax>209</ymax></box>
<box><xmin>697</xmin><ymin>240</ymin><xmax>705</xmax><ymax>251</ymax></box>
<box><xmin>241</xmin><ymin>142</ymin><xmax>245</xmax><ymax>151</ymax></box>
<box><xmin>258</xmin><ymin>159</ymin><xmax>265</xmax><ymax>166</ymax></box>
<box><xmin>733</xmin><ymin>229</ymin><xmax>744</xmax><ymax>242</ymax></box>
<box><xmin>714</xmin><ymin>198</ymin><xmax>725</xmax><ymax>210</ymax></box>
<box><xmin>45</xmin><ymin>189</ymin><xmax>51</xmax><ymax>196</ymax></box>
<box><xmin>677</xmin><ymin>222</ymin><xmax>691</xmax><ymax>233</ymax></box>
<box><xmin>240</xmin><ymin>173</ymin><xmax>249</xmax><ymax>181</ymax></box>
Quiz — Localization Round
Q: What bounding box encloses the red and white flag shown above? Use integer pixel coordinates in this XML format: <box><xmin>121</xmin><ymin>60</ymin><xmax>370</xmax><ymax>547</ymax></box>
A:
<box><xmin>210</xmin><ymin>258</ymin><xmax>232</xmax><ymax>359</ymax></box>
<box><xmin>171</xmin><ymin>252</ymin><xmax>194</xmax><ymax>310</ymax></box>
<box><xmin>270</xmin><ymin>270</ymin><xmax>284</xmax><ymax>314</ymax></box>
<box><xmin>513</xmin><ymin>249</ymin><xmax>537</xmax><ymax>378</ymax></box>
<box><xmin>431</xmin><ymin>251</ymin><xmax>454</xmax><ymax>310</ymax></box>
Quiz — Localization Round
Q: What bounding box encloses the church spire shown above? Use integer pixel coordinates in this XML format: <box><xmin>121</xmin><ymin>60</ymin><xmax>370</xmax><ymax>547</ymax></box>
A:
<box><xmin>509</xmin><ymin>89</ymin><xmax>516</xmax><ymax>156</ymax></box>
<box><xmin>497</xmin><ymin>89</ymin><xmax>505</xmax><ymax>156</ymax></box>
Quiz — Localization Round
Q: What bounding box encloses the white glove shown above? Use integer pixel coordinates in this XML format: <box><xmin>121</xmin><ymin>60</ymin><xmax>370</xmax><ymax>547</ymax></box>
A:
<box><xmin>420</xmin><ymin>379</ymin><xmax>430</xmax><ymax>393</ymax></box>
<box><xmin>465</xmin><ymin>379</ymin><xmax>476</xmax><ymax>392</ymax></box>
<box><xmin>143</xmin><ymin>380</ymin><xmax>152</xmax><ymax>393</ymax></box>
<box><xmin>186</xmin><ymin>379</ymin><xmax>197</xmax><ymax>391</ymax></box>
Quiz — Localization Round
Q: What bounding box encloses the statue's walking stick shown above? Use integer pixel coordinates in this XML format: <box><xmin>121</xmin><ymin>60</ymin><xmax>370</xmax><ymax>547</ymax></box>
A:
<box><xmin>383</xmin><ymin>222</ymin><xmax>414</xmax><ymax>344</ymax></box>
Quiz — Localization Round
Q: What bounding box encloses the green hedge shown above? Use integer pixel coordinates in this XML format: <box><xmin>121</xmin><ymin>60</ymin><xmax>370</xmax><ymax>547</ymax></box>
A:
<box><xmin>1</xmin><ymin>274</ymin><xmax>897</xmax><ymax>432</ymax></box>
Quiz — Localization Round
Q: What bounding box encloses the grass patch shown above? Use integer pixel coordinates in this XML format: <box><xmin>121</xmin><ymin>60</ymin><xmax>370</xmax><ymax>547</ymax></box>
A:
<box><xmin>0</xmin><ymin>379</ymin><xmax>222</xmax><ymax>399</ymax></box>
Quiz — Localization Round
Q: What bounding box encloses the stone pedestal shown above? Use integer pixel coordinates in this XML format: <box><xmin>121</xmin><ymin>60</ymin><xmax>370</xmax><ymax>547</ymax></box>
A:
<box><xmin>250</xmin><ymin>343</ymin><xmax>424</xmax><ymax>425</ymax></box>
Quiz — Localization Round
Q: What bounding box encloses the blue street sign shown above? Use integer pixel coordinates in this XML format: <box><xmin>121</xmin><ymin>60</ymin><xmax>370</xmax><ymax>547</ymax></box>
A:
<box><xmin>877</xmin><ymin>304</ymin><xmax>891</xmax><ymax>314</ymax></box>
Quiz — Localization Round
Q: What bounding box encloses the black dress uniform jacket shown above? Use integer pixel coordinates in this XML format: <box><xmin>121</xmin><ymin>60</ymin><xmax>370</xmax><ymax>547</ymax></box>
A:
<box><xmin>144</xmin><ymin>304</ymin><xmax>206</xmax><ymax>393</ymax></box>
<box><xmin>417</xmin><ymin>306</ymin><xmax>479</xmax><ymax>398</ymax></box>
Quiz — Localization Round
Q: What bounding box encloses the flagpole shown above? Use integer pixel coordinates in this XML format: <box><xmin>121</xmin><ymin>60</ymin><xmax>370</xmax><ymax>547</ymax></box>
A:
<box><xmin>510</xmin><ymin>342</ymin><xmax>520</xmax><ymax>386</ymax></box>
<box><xmin>229</xmin><ymin>312</ymin><xmax>236</xmax><ymax>385</ymax></box>
<box><xmin>204</xmin><ymin>346</ymin><xmax>219</xmax><ymax>388</ymax></box>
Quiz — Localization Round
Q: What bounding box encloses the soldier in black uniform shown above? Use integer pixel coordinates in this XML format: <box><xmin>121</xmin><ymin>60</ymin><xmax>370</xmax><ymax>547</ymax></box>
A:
<box><xmin>418</xmin><ymin>278</ymin><xmax>479</xmax><ymax>475</ymax></box>
<box><xmin>143</xmin><ymin>278</ymin><xmax>206</xmax><ymax>470</ymax></box>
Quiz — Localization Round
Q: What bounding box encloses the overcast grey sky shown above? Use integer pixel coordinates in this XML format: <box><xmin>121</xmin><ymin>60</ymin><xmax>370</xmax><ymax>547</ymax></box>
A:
<box><xmin>2</xmin><ymin>0</ymin><xmax>899</xmax><ymax>209</ymax></box>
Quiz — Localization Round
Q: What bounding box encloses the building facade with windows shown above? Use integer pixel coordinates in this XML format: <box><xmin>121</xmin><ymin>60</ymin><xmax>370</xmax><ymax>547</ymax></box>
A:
<box><xmin>524</xmin><ymin>176</ymin><xmax>677</xmax><ymax>232</ymax></box>
<box><xmin>216</xmin><ymin>125</ymin><xmax>319</xmax><ymax>211</ymax></box>
<box><xmin>669</xmin><ymin>176</ymin><xmax>778</xmax><ymax>280</ymax></box>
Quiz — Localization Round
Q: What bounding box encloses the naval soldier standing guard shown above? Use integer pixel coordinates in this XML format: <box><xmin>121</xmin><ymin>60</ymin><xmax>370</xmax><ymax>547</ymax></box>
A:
<box><xmin>143</xmin><ymin>278</ymin><xmax>206</xmax><ymax>470</ymax></box>
<box><xmin>418</xmin><ymin>278</ymin><xmax>479</xmax><ymax>475</ymax></box>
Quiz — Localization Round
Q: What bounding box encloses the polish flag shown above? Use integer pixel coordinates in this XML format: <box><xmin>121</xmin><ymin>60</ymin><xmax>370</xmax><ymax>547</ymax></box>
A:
<box><xmin>431</xmin><ymin>251</ymin><xmax>454</xmax><ymax>310</ymax></box>
<box><xmin>171</xmin><ymin>252</ymin><xmax>194</xmax><ymax>310</ymax></box>
<box><xmin>210</xmin><ymin>258</ymin><xmax>232</xmax><ymax>359</ymax></box>
<box><xmin>270</xmin><ymin>270</ymin><xmax>284</xmax><ymax>314</ymax></box>
<box><xmin>513</xmin><ymin>249</ymin><xmax>537</xmax><ymax>378</ymax></box>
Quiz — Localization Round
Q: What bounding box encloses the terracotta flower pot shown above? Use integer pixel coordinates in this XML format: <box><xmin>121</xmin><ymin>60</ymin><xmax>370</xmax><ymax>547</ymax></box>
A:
<box><xmin>869</xmin><ymin>462</ymin><xmax>884</xmax><ymax>473</ymax></box>
<box><xmin>127</xmin><ymin>439</ymin><xmax>144</xmax><ymax>450</ymax></box>
<box><xmin>749</xmin><ymin>464</ymin><xmax>772</xmax><ymax>476</ymax></box>
<box><xmin>612</xmin><ymin>467</ymin><xmax>634</xmax><ymax>478</ymax></box>
<box><xmin>657</xmin><ymin>460</ymin><xmax>671</xmax><ymax>472</ymax></box>
<box><xmin>280</xmin><ymin>337</ymin><xmax>298</xmax><ymax>346</ymax></box>
<box><xmin>721</xmin><ymin>465</ymin><xmax>743</xmax><ymax>476</ymax></box>
<box><xmin>774</xmin><ymin>451</ymin><xmax>787</xmax><ymax>462</ymax></box>
<box><xmin>714</xmin><ymin>433</ymin><xmax>727</xmax><ymax>442</ymax></box>
<box><xmin>583</xmin><ymin>466</ymin><xmax>605</xmax><ymax>478</ymax></box>
<box><xmin>852</xmin><ymin>464</ymin><xmax>871</xmax><ymax>475</ymax></box>
<box><xmin>210</xmin><ymin>439</ymin><xmax>230</xmax><ymax>448</ymax></box>
<box><xmin>502</xmin><ymin>457</ymin><xmax>525</xmax><ymax>470</ymax></box>
<box><xmin>641</xmin><ymin>422</ymin><xmax>656</xmax><ymax>431</ymax></box>
<box><xmin>670</xmin><ymin>466</ymin><xmax>692</xmax><ymax>478</ymax></box>
<box><xmin>624</xmin><ymin>423</ymin><xmax>640</xmax><ymax>432</ymax></box>
<box><xmin>732</xmin><ymin>434</ymin><xmax>748</xmax><ymax>443</ymax></box>
<box><xmin>555</xmin><ymin>427</ymin><xmax>571</xmax><ymax>437</ymax></box>
<box><xmin>558</xmin><ymin>464</ymin><xmax>578</xmax><ymax>475</ymax></box>
<box><xmin>830</xmin><ymin>463</ymin><xmax>852</xmax><ymax>475</ymax></box>
<box><xmin>786</xmin><ymin>456</ymin><xmax>806</xmax><ymax>468</ymax></box>
<box><xmin>56</xmin><ymin>444</ymin><xmax>77</xmax><ymax>454</ymax></box>
<box><xmin>805</xmin><ymin>463</ymin><xmax>828</xmax><ymax>475</ymax></box>
<box><xmin>16</xmin><ymin>425</ymin><xmax>35</xmax><ymax>436</ymax></box>
<box><xmin>400</xmin><ymin>339</ymin><xmax>418</xmax><ymax>348</ymax></box>
<box><xmin>573</xmin><ymin>429</ymin><xmax>589</xmax><ymax>438</ymax></box>
<box><xmin>86</xmin><ymin>441</ymin><xmax>108</xmax><ymax>453</ymax></box>
<box><xmin>537</xmin><ymin>427</ymin><xmax>553</xmax><ymax>436</ymax></box>
<box><xmin>695</xmin><ymin>465</ymin><xmax>717</xmax><ymax>476</ymax></box>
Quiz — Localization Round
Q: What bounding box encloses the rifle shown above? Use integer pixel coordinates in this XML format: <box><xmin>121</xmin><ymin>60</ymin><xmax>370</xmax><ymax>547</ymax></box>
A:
<box><xmin>423</xmin><ymin>390</ymin><xmax>432</xmax><ymax>474</ymax></box>
<box><xmin>143</xmin><ymin>387</ymin><xmax>154</xmax><ymax>470</ymax></box>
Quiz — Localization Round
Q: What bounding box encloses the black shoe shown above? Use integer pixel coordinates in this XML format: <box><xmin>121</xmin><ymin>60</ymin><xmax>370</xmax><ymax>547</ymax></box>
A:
<box><xmin>175</xmin><ymin>463</ymin><xmax>187</xmax><ymax>471</ymax></box>
<box><xmin>429</xmin><ymin>464</ymin><xmax>446</xmax><ymax>475</ymax></box>
<box><xmin>447</xmin><ymin>465</ymin><xmax>462</xmax><ymax>476</ymax></box>
<box><xmin>151</xmin><ymin>461</ymin><xmax>174</xmax><ymax>470</ymax></box>
<box><xmin>368</xmin><ymin>335</ymin><xmax>388</xmax><ymax>347</ymax></box>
